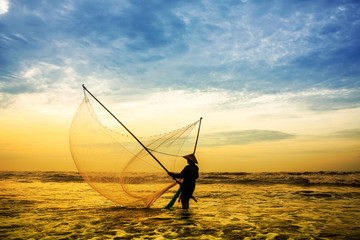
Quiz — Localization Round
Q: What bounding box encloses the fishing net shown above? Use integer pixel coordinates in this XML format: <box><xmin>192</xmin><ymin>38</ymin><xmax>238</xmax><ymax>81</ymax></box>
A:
<box><xmin>69</xmin><ymin>90</ymin><xmax>200</xmax><ymax>207</ymax></box>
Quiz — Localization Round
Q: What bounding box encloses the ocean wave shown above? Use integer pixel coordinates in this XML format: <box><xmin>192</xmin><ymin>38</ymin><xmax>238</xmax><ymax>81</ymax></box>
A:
<box><xmin>295</xmin><ymin>190</ymin><xmax>360</xmax><ymax>199</ymax></box>
<box><xmin>199</xmin><ymin>172</ymin><xmax>360</xmax><ymax>187</ymax></box>
<box><xmin>0</xmin><ymin>171</ymin><xmax>84</xmax><ymax>183</ymax></box>
<box><xmin>1</xmin><ymin>171</ymin><xmax>359</xmax><ymax>187</ymax></box>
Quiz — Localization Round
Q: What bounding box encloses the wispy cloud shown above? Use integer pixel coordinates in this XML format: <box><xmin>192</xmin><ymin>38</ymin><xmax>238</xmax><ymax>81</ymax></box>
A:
<box><xmin>329</xmin><ymin>129</ymin><xmax>360</xmax><ymax>139</ymax></box>
<box><xmin>202</xmin><ymin>130</ymin><xmax>295</xmax><ymax>147</ymax></box>
<box><xmin>0</xmin><ymin>0</ymin><xmax>359</xmax><ymax>114</ymax></box>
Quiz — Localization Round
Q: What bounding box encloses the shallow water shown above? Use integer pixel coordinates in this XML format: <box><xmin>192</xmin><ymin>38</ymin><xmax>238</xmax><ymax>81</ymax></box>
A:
<box><xmin>1</xmin><ymin>171</ymin><xmax>360</xmax><ymax>239</ymax></box>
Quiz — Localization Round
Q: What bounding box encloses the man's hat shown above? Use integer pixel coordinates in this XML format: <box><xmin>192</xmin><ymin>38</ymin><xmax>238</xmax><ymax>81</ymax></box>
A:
<box><xmin>183</xmin><ymin>153</ymin><xmax>198</xmax><ymax>164</ymax></box>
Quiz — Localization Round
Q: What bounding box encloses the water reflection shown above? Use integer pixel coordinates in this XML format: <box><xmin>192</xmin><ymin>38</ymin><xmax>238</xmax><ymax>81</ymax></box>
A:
<box><xmin>179</xmin><ymin>210</ymin><xmax>195</xmax><ymax>225</ymax></box>
<box><xmin>2</xmin><ymin>172</ymin><xmax>360</xmax><ymax>239</ymax></box>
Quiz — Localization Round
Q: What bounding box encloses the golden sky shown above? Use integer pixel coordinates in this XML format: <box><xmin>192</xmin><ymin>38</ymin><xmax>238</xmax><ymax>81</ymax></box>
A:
<box><xmin>1</xmin><ymin>89</ymin><xmax>359</xmax><ymax>172</ymax></box>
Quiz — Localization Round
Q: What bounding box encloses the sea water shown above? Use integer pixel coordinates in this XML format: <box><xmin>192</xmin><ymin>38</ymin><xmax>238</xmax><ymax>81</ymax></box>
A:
<box><xmin>1</xmin><ymin>171</ymin><xmax>360</xmax><ymax>239</ymax></box>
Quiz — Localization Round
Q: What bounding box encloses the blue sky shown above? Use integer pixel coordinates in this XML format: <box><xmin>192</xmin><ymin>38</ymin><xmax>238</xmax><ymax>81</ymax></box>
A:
<box><xmin>1</xmin><ymin>0</ymin><xmax>359</xmax><ymax>98</ymax></box>
<box><xmin>0</xmin><ymin>0</ymin><xmax>359</xmax><ymax>171</ymax></box>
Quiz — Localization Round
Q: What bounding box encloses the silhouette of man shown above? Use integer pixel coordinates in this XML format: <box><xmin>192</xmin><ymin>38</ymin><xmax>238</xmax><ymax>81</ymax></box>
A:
<box><xmin>169</xmin><ymin>154</ymin><xmax>199</xmax><ymax>209</ymax></box>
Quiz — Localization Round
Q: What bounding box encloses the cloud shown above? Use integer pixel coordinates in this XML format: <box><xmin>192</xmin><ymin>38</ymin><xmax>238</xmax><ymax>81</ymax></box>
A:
<box><xmin>63</xmin><ymin>0</ymin><xmax>190</xmax><ymax>55</ymax></box>
<box><xmin>329</xmin><ymin>129</ymin><xmax>360</xmax><ymax>139</ymax></box>
<box><xmin>202</xmin><ymin>130</ymin><xmax>295</xmax><ymax>147</ymax></box>
<box><xmin>196</xmin><ymin>88</ymin><xmax>360</xmax><ymax>113</ymax></box>
<box><xmin>300</xmin><ymin>89</ymin><xmax>360</xmax><ymax>111</ymax></box>
<box><xmin>0</xmin><ymin>0</ymin><xmax>9</xmax><ymax>15</ymax></box>
<box><xmin>0</xmin><ymin>0</ymin><xmax>359</xmax><ymax>112</ymax></box>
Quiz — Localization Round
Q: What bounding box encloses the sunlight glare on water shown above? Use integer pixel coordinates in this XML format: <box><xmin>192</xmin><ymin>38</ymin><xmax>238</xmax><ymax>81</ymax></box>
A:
<box><xmin>1</xmin><ymin>171</ymin><xmax>360</xmax><ymax>239</ymax></box>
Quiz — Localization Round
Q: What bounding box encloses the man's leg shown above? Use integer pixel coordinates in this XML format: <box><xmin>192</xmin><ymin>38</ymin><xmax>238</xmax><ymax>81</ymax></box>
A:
<box><xmin>181</xmin><ymin>197</ymin><xmax>189</xmax><ymax>209</ymax></box>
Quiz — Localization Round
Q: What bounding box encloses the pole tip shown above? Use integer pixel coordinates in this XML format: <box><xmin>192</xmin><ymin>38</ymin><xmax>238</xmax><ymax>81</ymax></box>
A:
<box><xmin>82</xmin><ymin>84</ymin><xmax>86</xmax><ymax>89</ymax></box>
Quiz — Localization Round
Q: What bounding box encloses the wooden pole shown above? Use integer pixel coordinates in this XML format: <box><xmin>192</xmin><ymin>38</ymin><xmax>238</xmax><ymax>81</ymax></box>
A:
<box><xmin>193</xmin><ymin>117</ymin><xmax>202</xmax><ymax>154</ymax></box>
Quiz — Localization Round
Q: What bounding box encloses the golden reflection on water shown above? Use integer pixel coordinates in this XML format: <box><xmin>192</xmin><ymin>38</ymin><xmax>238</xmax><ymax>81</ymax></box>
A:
<box><xmin>1</xmin><ymin>173</ymin><xmax>360</xmax><ymax>239</ymax></box>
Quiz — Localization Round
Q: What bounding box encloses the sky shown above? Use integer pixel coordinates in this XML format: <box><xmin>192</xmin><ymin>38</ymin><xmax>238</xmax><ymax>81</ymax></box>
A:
<box><xmin>0</xmin><ymin>0</ymin><xmax>359</xmax><ymax>172</ymax></box>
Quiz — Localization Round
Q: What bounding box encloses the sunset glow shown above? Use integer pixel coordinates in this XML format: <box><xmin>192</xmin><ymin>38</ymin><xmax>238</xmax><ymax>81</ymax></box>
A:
<box><xmin>1</xmin><ymin>0</ymin><xmax>359</xmax><ymax>172</ymax></box>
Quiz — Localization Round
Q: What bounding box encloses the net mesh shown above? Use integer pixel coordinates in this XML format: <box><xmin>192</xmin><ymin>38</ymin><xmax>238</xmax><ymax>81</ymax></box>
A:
<box><xmin>69</xmin><ymin>92</ymin><xmax>199</xmax><ymax>207</ymax></box>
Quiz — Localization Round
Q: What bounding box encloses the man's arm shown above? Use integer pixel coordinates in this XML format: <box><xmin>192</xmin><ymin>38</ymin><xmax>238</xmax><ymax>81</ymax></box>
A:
<box><xmin>169</xmin><ymin>166</ymin><xmax>188</xmax><ymax>179</ymax></box>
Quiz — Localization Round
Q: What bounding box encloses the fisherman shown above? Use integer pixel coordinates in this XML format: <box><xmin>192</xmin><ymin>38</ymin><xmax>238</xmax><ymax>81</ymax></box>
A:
<box><xmin>169</xmin><ymin>154</ymin><xmax>199</xmax><ymax>209</ymax></box>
